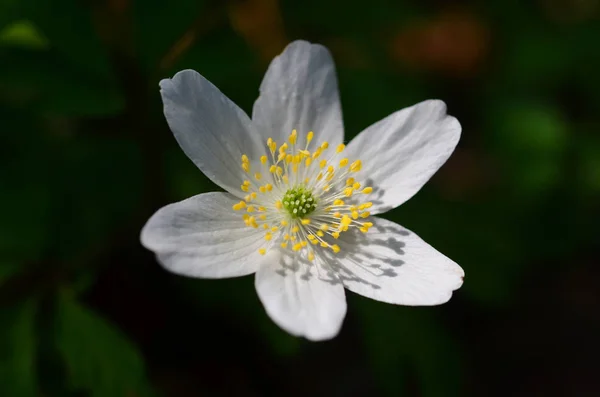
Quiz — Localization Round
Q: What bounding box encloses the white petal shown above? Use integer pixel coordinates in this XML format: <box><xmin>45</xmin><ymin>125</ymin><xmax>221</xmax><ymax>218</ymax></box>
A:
<box><xmin>332</xmin><ymin>217</ymin><xmax>464</xmax><ymax>306</ymax></box>
<box><xmin>255</xmin><ymin>250</ymin><xmax>347</xmax><ymax>341</ymax></box>
<box><xmin>141</xmin><ymin>192</ymin><xmax>264</xmax><ymax>279</ymax></box>
<box><xmin>160</xmin><ymin>70</ymin><xmax>264</xmax><ymax>197</ymax></box>
<box><xmin>252</xmin><ymin>40</ymin><xmax>344</xmax><ymax>148</ymax></box>
<box><xmin>345</xmin><ymin>100</ymin><xmax>461</xmax><ymax>214</ymax></box>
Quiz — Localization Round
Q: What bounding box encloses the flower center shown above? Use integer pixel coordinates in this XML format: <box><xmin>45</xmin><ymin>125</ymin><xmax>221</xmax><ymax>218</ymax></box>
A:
<box><xmin>232</xmin><ymin>129</ymin><xmax>374</xmax><ymax>261</ymax></box>
<box><xmin>282</xmin><ymin>185</ymin><xmax>317</xmax><ymax>218</ymax></box>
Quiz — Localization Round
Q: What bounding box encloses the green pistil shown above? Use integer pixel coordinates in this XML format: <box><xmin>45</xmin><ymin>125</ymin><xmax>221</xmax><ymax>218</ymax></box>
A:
<box><xmin>282</xmin><ymin>185</ymin><xmax>317</xmax><ymax>218</ymax></box>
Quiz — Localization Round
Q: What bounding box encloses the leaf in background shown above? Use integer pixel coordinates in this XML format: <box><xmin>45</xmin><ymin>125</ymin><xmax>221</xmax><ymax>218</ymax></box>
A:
<box><xmin>0</xmin><ymin>262</ymin><xmax>20</xmax><ymax>286</ymax></box>
<box><xmin>0</xmin><ymin>300</ymin><xmax>38</xmax><ymax>397</ymax></box>
<box><xmin>0</xmin><ymin>47</ymin><xmax>124</xmax><ymax>116</ymax></box>
<box><xmin>355</xmin><ymin>298</ymin><xmax>463</xmax><ymax>397</ymax></box>
<box><xmin>18</xmin><ymin>0</ymin><xmax>114</xmax><ymax>80</ymax></box>
<box><xmin>485</xmin><ymin>100</ymin><xmax>568</xmax><ymax>199</ymax></box>
<box><xmin>50</xmin><ymin>136</ymin><xmax>143</xmax><ymax>262</ymax></box>
<box><xmin>0</xmin><ymin>106</ymin><xmax>55</xmax><ymax>263</ymax></box>
<box><xmin>0</xmin><ymin>19</ymin><xmax>48</xmax><ymax>49</ymax></box>
<box><xmin>55</xmin><ymin>293</ymin><xmax>152</xmax><ymax>397</ymax></box>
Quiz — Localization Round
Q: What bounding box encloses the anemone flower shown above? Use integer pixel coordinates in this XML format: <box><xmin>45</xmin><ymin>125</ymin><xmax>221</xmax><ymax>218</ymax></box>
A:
<box><xmin>141</xmin><ymin>40</ymin><xmax>464</xmax><ymax>341</ymax></box>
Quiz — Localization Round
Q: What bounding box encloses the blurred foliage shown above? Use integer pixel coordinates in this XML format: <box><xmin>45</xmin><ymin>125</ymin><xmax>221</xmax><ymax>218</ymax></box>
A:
<box><xmin>1</xmin><ymin>0</ymin><xmax>599</xmax><ymax>396</ymax></box>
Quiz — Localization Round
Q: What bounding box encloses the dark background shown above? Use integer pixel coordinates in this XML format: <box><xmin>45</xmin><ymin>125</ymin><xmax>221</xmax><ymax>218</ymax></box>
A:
<box><xmin>1</xmin><ymin>0</ymin><xmax>599</xmax><ymax>396</ymax></box>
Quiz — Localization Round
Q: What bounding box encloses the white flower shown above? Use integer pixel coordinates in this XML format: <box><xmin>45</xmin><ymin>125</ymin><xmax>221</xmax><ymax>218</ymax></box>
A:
<box><xmin>141</xmin><ymin>40</ymin><xmax>464</xmax><ymax>341</ymax></box>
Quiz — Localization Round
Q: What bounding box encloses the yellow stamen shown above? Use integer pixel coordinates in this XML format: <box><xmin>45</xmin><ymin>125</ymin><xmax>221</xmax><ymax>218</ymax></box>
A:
<box><xmin>350</xmin><ymin>160</ymin><xmax>362</xmax><ymax>172</ymax></box>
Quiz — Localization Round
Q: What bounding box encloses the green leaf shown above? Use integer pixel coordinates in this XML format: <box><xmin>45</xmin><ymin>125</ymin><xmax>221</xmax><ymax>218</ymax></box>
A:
<box><xmin>0</xmin><ymin>47</ymin><xmax>124</xmax><ymax>116</ymax></box>
<box><xmin>19</xmin><ymin>0</ymin><xmax>113</xmax><ymax>80</ymax></box>
<box><xmin>0</xmin><ymin>20</ymin><xmax>48</xmax><ymax>49</ymax></box>
<box><xmin>485</xmin><ymin>100</ymin><xmax>568</xmax><ymax>198</ymax></box>
<box><xmin>355</xmin><ymin>299</ymin><xmax>462</xmax><ymax>397</ymax></box>
<box><xmin>0</xmin><ymin>262</ymin><xmax>20</xmax><ymax>286</ymax></box>
<box><xmin>55</xmin><ymin>293</ymin><xmax>151</xmax><ymax>397</ymax></box>
<box><xmin>0</xmin><ymin>300</ymin><xmax>38</xmax><ymax>397</ymax></box>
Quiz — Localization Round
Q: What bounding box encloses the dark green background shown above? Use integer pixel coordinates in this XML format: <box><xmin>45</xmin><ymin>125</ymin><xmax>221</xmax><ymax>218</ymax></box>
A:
<box><xmin>1</xmin><ymin>0</ymin><xmax>599</xmax><ymax>396</ymax></box>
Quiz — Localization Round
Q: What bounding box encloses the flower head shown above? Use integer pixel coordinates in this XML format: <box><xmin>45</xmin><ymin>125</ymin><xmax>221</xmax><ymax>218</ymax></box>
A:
<box><xmin>141</xmin><ymin>40</ymin><xmax>464</xmax><ymax>341</ymax></box>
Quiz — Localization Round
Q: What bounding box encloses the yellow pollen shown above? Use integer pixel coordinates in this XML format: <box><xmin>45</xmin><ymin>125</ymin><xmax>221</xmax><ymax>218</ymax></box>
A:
<box><xmin>352</xmin><ymin>211</ymin><xmax>359</xmax><ymax>219</ymax></box>
<box><xmin>292</xmin><ymin>243</ymin><xmax>302</xmax><ymax>251</ymax></box>
<box><xmin>301</xmin><ymin>219</ymin><xmax>311</xmax><ymax>225</ymax></box>
<box><xmin>232</xmin><ymin>201</ymin><xmax>246</xmax><ymax>211</ymax></box>
<box><xmin>321</xmin><ymin>142</ymin><xmax>329</xmax><ymax>150</ymax></box>
<box><xmin>331</xmin><ymin>244</ymin><xmax>341</xmax><ymax>253</ymax></box>
<box><xmin>241</xmin><ymin>154</ymin><xmax>249</xmax><ymax>163</ymax></box>
<box><xmin>247</xmin><ymin>205</ymin><xmax>255</xmax><ymax>212</ymax></box>
<box><xmin>258</xmin><ymin>248</ymin><xmax>266</xmax><ymax>255</ymax></box>
<box><xmin>255</xmin><ymin>172</ymin><xmax>262</xmax><ymax>180</ymax></box>
<box><xmin>281</xmin><ymin>242</ymin><xmax>288</xmax><ymax>248</ymax></box>
<box><xmin>346</xmin><ymin>177</ymin><xmax>355</xmax><ymax>186</ymax></box>
<box><xmin>319</xmin><ymin>160</ymin><xmax>327</xmax><ymax>169</ymax></box>
<box><xmin>269</xmin><ymin>165</ymin><xmax>277</xmax><ymax>173</ymax></box>
<box><xmin>260</xmin><ymin>155</ymin><xmax>267</xmax><ymax>164</ymax></box>
<box><xmin>333</xmin><ymin>199</ymin><xmax>344</xmax><ymax>206</ymax></box>
<box><xmin>308</xmin><ymin>252</ymin><xmax>315</xmax><ymax>261</ymax></box>
<box><xmin>265</xmin><ymin>233</ymin><xmax>272</xmax><ymax>241</ymax></box>
<box><xmin>362</xmin><ymin>187</ymin><xmax>373</xmax><ymax>194</ymax></box>
<box><xmin>242</xmin><ymin>163</ymin><xmax>250</xmax><ymax>172</ymax></box>
<box><xmin>307</xmin><ymin>131</ymin><xmax>314</xmax><ymax>142</ymax></box>
<box><xmin>339</xmin><ymin>158</ymin><xmax>349</xmax><ymax>167</ymax></box>
<box><xmin>316</xmin><ymin>230</ymin><xmax>324</xmax><ymax>237</ymax></box>
<box><xmin>352</xmin><ymin>182</ymin><xmax>361</xmax><ymax>190</ymax></box>
<box><xmin>336</xmin><ymin>144</ymin><xmax>345</xmax><ymax>153</ymax></box>
<box><xmin>361</xmin><ymin>211</ymin><xmax>371</xmax><ymax>218</ymax></box>
<box><xmin>332</xmin><ymin>232</ymin><xmax>340</xmax><ymax>239</ymax></box>
<box><xmin>350</xmin><ymin>160</ymin><xmax>362</xmax><ymax>172</ymax></box>
<box><xmin>291</xmin><ymin>226</ymin><xmax>299</xmax><ymax>233</ymax></box>
<box><xmin>281</xmin><ymin>220</ymin><xmax>288</xmax><ymax>226</ymax></box>
<box><xmin>275</xmin><ymin>201</ymin><xmax>283</xmax><ymax>209</ymax></box>
<box><xmin>344</xmin><ymin>187</ymin><xmax>354</xmax><ymax>197</ymax></box>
